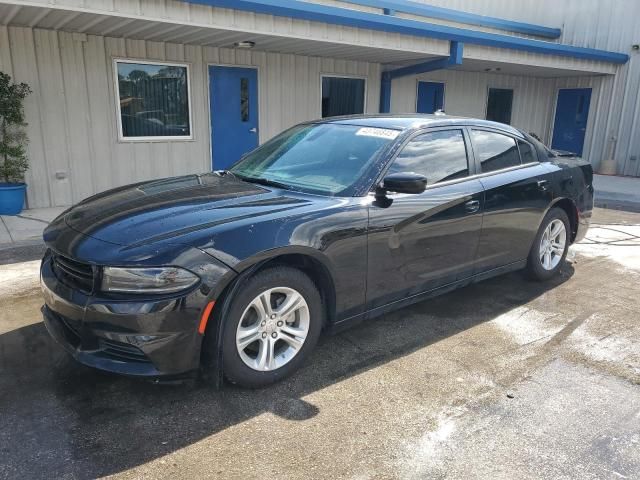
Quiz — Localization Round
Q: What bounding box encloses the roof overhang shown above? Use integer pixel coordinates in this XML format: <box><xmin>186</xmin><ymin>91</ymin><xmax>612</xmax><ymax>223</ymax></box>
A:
<box><xmin>311</xmin><ymin>0</ymin><xmax>563</xmax><ymax>39</ymax></box>
<box><xmin>0</xmin><ymin>0</ymin><xmax>627</xmax><ymax>77</ymax></box>
<box><xmin>184</xmin><ymin>0</ymin><xmax>628</xmax><ymax>64</ymax></box>
<box><xmin>0</xmin><ymin>1</ymin><xmax>447</xmax><ymax>65</ymax></box>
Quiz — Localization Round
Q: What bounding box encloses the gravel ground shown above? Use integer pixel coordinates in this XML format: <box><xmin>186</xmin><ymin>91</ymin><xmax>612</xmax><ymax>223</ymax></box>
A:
<box><xmin>0</xmin><ymin>208</ymin><xmax>638</xmax><ymax>480</ymax></box>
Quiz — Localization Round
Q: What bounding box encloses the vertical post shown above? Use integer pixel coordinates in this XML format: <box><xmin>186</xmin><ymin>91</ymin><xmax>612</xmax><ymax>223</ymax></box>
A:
<box><xmin>380</xmin><ymin>71</ymin><xmax>392</xmax><ymax>113</ymax></box>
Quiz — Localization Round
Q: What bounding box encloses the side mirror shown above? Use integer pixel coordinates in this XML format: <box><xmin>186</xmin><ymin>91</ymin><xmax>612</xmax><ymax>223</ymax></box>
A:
<box><xmin>381</xmin><ymin>172</ymin><xmax>427</xmax><ymax>195</ymax></box>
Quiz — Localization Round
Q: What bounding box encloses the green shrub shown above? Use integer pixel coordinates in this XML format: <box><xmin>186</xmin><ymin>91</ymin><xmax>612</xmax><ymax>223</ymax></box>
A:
<box><xmin>0</xmin><ymin>72</ymin><xmax>32</xmax><ymax>184</ymax></box>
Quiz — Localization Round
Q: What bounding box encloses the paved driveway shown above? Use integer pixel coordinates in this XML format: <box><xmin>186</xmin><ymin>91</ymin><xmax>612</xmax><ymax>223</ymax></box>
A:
<box><xmin>0</xmin><ymin>208</ymin><xmax>638</xmax><ymax>479</ymax></box>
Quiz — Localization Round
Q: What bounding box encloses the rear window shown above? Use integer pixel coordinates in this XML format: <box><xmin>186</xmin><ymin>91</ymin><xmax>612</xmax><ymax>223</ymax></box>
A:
<box><xmin>518</xmin><ymin>140</ymin><xmax>537</xmax><ymax>163</ymax></box>
<box><xmin>522</xmin><ymin>132</ymin><xmax>556</xmax><ymax>159</ymax></box>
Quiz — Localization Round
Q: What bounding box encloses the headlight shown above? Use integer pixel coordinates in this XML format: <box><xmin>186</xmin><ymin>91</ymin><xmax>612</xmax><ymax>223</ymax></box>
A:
<box><xmin>102</xmin><ymin>267</ymin><xmax>199</xmax><ymax>294</ymax></box>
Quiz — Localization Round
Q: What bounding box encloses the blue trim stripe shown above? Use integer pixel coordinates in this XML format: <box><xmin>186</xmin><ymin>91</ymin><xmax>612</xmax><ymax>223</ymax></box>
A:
<box><xmin>381</xmin><ymin>41</ymin><xmax>463</xmax><ymax>112</ymax></box>
<box><xmin>389</xmin><ymin>41</ymin><xmax>463</xmax><ymax>79</ymax></box>
<box><xmin>380</xmin><ymin>74</ymin><xmax>392</xmax><ymax>113</ymax></box>
<box><xmin>182</xmin><ymin>0</ymin><xmax>629</xmax><ymax>64</ymax></box>
<box><xmin>344</xmin><ymin>0</ymin><xmax>562</xmax><ymax>39</ymax></box>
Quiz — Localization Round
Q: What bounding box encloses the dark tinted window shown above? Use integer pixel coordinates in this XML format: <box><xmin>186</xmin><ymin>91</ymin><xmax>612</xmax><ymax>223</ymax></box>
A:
<box><xmin>518</xmin><ymin>140</ymin><xmax>537</xmax><ymax>163</ymax></box>
<box><xmin>117</xmin><ymin>61</ymin><xmax>190</xmax><ymax>138</ymax></box>
<box><xmin>388</xmin><ymin>130</ymin><xmax>469</xmax><ymax>184</ymax></box>
<box><xmin>472</xmin><ymin>130</ymin><xmax>521</xmax><ymax>173</ymax></box>
<box><xmin>486</xmin><ymin>88</ymin><xmax>513</xmax><ymax>124</ymax></box>
<box><xmin>321</xmin><ymin>77</ymin><xmax>365</xmax><ymax>118</ymax></box>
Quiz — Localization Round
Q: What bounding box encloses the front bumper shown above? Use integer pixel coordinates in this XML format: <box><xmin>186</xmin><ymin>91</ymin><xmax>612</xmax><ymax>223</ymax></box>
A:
<box><xmin>40</xmin><ymin>250</ymin><xmax>229</xmax><ymax>377</ymax></box>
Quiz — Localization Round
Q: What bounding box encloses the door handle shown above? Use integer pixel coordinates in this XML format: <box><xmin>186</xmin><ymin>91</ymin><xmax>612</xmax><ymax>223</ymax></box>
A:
<box><xmin>465</xmin><ymin>200</ymin><xmax>480</xmax><ymax>213</ymax></box>
<box><xmin>537</xmin><ymin>179</ymin><xmax>549</xmax><ymax>191</ymax></box>
<box><xmin>249</xmin><ymin>127</ymin><xmax>258</xmax><ymax>133</ymax></box>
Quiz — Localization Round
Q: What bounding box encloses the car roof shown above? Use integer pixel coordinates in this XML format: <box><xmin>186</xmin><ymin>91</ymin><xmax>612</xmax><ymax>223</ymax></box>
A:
<box><xmin>317</xmin><ymin>114</ymin><xmax>525</xmax><ymax>138</ymax></box>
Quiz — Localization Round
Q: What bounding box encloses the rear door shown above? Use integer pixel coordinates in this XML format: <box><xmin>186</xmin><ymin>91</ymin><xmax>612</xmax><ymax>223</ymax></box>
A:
<box><xmin>366</xmin><ymin>128</ymin><xmax>484</xmax><ymax>310</ymax></box>
<box><xmin>469</xmin><ymin>128</ymin><xmax>555</xmax><ymax>273</ymax></box>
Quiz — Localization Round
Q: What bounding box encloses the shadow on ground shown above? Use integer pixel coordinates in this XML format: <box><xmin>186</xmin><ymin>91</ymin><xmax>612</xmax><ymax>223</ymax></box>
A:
<box><xmin>0</xmin><ymin>266</ymin><xmax>573</xmax><ymax>479</ymax></box>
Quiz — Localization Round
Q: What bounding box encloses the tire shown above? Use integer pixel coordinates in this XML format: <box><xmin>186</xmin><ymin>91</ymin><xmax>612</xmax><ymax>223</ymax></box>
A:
<box><xmin>220</xmin><ymin>266</ymin><xmax>323</xmax><ymax>388</ymax></box>
<box><xmin>526</xmin><ymin>207</ymin><xmax>571</xmax><ymax>281</ymax></box>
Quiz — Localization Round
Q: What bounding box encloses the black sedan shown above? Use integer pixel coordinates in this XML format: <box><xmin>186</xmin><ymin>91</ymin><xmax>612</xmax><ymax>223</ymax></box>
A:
<box><xmin>41</xmin><ymin>115</ymin><xmax>593</xmax><ymax>387</ymax></box>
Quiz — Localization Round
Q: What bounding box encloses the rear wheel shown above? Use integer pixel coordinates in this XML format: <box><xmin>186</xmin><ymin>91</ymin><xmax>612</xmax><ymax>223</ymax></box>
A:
<box><xmin>526</xmin><ymin>207</ymin><xmax>570</xmax><ymax>281</ymax></box>
<box><xmin>221</xmin><ymin>267</ymin><xmax>322</xmax><ymax>388</ymax></box>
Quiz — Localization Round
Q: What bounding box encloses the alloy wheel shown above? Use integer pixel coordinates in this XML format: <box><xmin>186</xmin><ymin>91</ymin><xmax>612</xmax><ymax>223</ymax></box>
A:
<box><xmin>235</xmin><ymin>287</ymin><xmax>310</xmax><ymax>371</ymax></box>
<box><xmin>539</xmin><ymin>218</ymin><xmax>567</xmax><ymax>271</ymax></box>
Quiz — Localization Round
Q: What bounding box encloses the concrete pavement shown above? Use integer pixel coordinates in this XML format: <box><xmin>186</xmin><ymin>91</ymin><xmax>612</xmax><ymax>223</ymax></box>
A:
<box><xmin>0</xmin><ymin>207</ymin><xmax>66</xmax><ymax>247</ymax></box>
<box><xmin>0</xmin><ymin>208</ymin><xmax>639</xmax><ymax>479</ymax></box>
<box><xmin>594</xmin><ymin>174</ymin><xmax>640</xmax><ymax>212</ymax></box>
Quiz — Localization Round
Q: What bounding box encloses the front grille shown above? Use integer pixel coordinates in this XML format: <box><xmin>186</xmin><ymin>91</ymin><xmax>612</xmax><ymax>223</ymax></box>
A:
<box><xmin>98</xmin><ymin>339</ymin><xmax>150</xmax><ymax>363</ymax></box>
<box><xmin>52</xmin><ymin>254</ymin><xmax>95</xmax><ymax>292</ymax></box>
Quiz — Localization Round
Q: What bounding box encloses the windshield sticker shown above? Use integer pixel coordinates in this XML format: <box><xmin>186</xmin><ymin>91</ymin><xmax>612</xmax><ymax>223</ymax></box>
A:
<box><xmin>355</xmin><ymin>127</ymin><xmax>400</xmax><ymax>140</ymax></box>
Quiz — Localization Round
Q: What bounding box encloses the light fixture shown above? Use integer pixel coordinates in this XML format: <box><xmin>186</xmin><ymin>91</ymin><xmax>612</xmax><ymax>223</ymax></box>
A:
<box><xmin>234</xmin><ymin>41</ymin><xmax>256</xmax><ymax>49</ymax></box>
<box><xmin>632</xmin><ymin>44</ymin><xmax>639</xmax><ymax>51</ymax></box>
<box><xmin>484</xmin><ymin>67</ymin><xmax>502</xmax><ymax>72</ymax></box>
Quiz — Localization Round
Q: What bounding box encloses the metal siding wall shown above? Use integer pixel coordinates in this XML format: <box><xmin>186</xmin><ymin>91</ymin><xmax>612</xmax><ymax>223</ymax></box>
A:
<box><xmin>312</xmin><ymin>0</ymin><xmax>638</xmax><ymax>174</ymax></box>
<box><xmin>413</xmin><ymin>0</ymin><xmax>640</xmax><ymax>175</ymax></box>
<box><xmin>2</xmin><ymin>25</ymin><xmax>381</xmax><ymax>208</ymax></box>
<box><xmin>390</xmin><ymin>70</ymin><xmax>556</xmax><ymax>144</ymax></box>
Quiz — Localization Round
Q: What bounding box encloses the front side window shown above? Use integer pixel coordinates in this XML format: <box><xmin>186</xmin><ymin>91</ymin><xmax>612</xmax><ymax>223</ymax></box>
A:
<box><xmin>321</xmin><ymin>77</ymin><xmax>366</xmax><ymax>118</ymax></box>
<box><xmin>472</xmin><ymin>130</ymin><xmax>521</xmax><ymax>173</ymax></box>
<box><xmin>387</xmin><ymin>130</ymin><xmax>469</xmax><ymax>184</ymax></box>
<box><xmin>231</xmin><ymin>123</ymin><xmax>397</xmax><ymax>196</ymax></box>
<box><xmin>116</xmin><ymin>61</ymin><xmax>191</xmax><ymax>139</ymax></box>
<box><xmin>486</xmin><ymin>88</ymin><xmax>513</xmax><ymax>125</ymax></box>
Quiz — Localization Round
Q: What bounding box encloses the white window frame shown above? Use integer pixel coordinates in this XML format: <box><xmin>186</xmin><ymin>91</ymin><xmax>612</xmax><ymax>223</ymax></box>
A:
<box><xmin>113</xmin><ymin>58</ymin><xmax>194</xmax><ymax>142</ymax></box>
<box><xmin>320</xmin><ymin>74</ymin><xmax>368</xmax><ymax>118</ymax></box>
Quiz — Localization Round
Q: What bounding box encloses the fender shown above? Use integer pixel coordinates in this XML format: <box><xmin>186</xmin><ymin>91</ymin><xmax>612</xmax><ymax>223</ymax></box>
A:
<box><xmin>198</xmin><ymin>246</ymin><xmax>338</xmax><ymax>388</ymax></box>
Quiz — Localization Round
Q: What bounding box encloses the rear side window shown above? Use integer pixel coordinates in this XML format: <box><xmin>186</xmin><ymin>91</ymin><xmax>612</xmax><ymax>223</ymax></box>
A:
<box><xmin>388</xmin><ymin>129</ymin><xmax>469</xmax><ymax>185</ymax></box>
<box><xmin>472</xmin><ymin>130</ymin><xmax>521</xmax><ymax>173</ymax></box>
<box><xmin>518</xmin><ymin>140</ymin><xmax>537</xmax><ymax>163</ymax></box>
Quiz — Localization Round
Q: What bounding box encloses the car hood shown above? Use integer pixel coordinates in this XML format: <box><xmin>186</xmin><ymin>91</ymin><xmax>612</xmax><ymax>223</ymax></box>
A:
<box><xmin>61</xmin><ymin>173</ymin><xmax>315</xmax><ymax>247</ymax></box>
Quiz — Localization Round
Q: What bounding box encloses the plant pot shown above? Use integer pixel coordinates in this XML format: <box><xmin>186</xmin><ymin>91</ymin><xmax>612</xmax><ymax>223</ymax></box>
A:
<box><xmin>0</xmin><ymin>183</ymin><xmax>26</xmax><ymax>215</ymax></box>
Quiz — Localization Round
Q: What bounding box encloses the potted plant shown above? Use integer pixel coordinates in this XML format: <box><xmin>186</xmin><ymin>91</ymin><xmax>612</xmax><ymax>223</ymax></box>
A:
<box><xmin>0</xmin><ymin>72</ymin><xmax>31</xmax><ymax>215</ymax></box>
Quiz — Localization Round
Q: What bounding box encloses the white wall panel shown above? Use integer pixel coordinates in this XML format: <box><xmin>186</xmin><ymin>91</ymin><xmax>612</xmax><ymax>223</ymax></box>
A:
<box><xmin>2</xmin><ymin>25</ymin><xmax>381</xmax><ymax>208</ymax></box>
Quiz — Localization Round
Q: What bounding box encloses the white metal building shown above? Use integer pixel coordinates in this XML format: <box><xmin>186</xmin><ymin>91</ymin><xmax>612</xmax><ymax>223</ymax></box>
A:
<box><xmin>0</xmin><ymin>0</ymin><xmax>637</xmax><ymax>209</ymax></box>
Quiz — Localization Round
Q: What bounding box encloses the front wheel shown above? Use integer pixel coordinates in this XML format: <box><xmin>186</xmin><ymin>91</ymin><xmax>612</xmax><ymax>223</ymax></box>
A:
<box><xmin>221</xmin><ymin>266</ymin><xmax>323</xmax><ymax>388</ymax></box>
<box><xmin>526</xmin><ymin>207</ymin><xmax>570</xmax><ymax>281</ymax></box>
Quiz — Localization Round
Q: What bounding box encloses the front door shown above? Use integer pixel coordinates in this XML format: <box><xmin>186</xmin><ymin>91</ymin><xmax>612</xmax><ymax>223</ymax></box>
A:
<box><xmin>416</xmin><ymin>81</ymin><xmax>445</xmax><ymax>114</ymax></box>
<box><xmin>209</xmin><ymin>66</ymin><xmax>259</xmax><ymax>170</ymax></box>
<box><xmin>551</xmin><ymin>88</ymin><xmax>592</xmax><ymax>156</ymax></box>
<box><xmin>366</xmin><ymin>128</ymin><xmax>484</xmax><ymax>310</ymax></box>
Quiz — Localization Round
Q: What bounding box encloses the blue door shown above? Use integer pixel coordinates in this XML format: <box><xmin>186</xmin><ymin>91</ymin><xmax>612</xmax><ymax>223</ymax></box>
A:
<box><xmin>551</xmin><ymin>88</ymin><xmax>592</xmax><ymax>156</ymax></box>
<box><xmin>209</xmin><ymin>66</ymin><xmax>259</xmax><ymax>170</ymax></box>
<box><xmin>416</xmin><ymin>81</ymin><xmax>445</xmax><ymax>114</ymax></box>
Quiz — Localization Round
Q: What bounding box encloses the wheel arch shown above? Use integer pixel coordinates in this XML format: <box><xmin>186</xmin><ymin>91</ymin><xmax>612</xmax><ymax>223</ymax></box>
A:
<box><xmin>205</xmin><ymin>246</ymin><xmax>338</xmax><ymax>323</ymax></box>
<box><xmin>547</xmin><ymin>197</ymin><xmax>579</xmax><ymax>243</ymax></box>
<box><xmin>233</xmin><ymin>247</ymin><xmax>338</xmax><ymax>327</ymax></box>
<box><xmin>198</xmin><ymin>247</ymin><xmax>337</xmax><ymax>387</ymax></box>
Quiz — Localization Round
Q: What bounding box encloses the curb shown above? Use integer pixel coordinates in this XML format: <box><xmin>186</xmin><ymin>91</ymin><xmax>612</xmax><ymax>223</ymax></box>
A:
<box><xmin>0</xmin><ymin>241</ymin><xmax>46</xmax><ymax>265</ymax></box>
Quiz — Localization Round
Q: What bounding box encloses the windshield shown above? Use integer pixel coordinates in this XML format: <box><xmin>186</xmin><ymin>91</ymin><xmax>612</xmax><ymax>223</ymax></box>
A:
<box><xmin>230</xmin><ymin>123</ymin><xmax>399</xmax><ymax>196</ymax></box>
